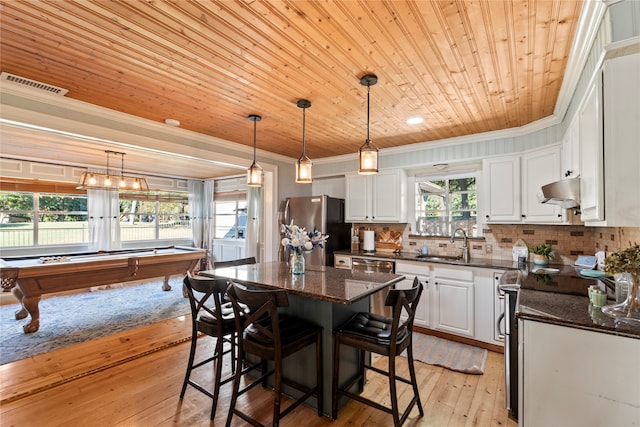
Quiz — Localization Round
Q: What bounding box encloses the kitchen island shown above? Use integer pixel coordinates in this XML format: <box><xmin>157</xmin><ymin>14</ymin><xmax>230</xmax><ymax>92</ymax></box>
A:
<box><xmin>515</xmin><ymin>276</ymin><xmax>640</xmax><ymax>426</ymax></box>
<box><xmin>199</xmin><ymin>261</ymin><xmax>405</xmax><ymax>417</ymax></box>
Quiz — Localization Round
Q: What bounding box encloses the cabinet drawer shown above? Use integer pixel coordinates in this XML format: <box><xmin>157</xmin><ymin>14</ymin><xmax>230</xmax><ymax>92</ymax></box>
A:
<box><xmin>434</xmin><ymin>266</ymin><xmax>473</xmax><ymax>282</ymax></box>
<box><xmin>334</xmin><ymin>254</ymin><xmax>352</xmax><ymax>269</ymax></box>
<box><xmin>395</xmin><ymin>261</ymin><xmax>432</xmax><ymax>276</ymax></box>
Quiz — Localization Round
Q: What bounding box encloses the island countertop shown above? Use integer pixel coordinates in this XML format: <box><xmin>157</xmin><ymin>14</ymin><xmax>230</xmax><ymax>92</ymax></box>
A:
<box><xmin>199</xmin><ymin>261</ymin><xmax>405</xmax><ymax>304</ymax></box>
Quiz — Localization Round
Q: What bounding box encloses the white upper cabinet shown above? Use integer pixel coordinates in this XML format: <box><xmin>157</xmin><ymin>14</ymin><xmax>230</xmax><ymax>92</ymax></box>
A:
<box><xmin>578</xmin><ymin>74</ymin><xmax>605</xmax><ymax>222</ymax></box>
<box><xmin>483</xmin><ymin>155</ymin><xmax>521</xmax><ymax>223</ymax></box>
<box><xmin>483</xmin><ymin>145</ymin><xmax>563</xmax><ymax>224</ymax></box>
<box><xmin>595</xmin><ymin>52</ymin><xmax>640</xmax><ymax>226</ymax></box>
<box><xmin>521</xmin><ymin>146</ymin><xmax>563</xmax><ymax>223</ymax></box>
<box><xmin>561</xmin><ymin>116</ymin><xmax>580</xmax><ymax>180</ymax></box>
<box><xmin>345</xmin><ymin>169</ymin><xmax>406</xmax><ymax>222</ymax></box>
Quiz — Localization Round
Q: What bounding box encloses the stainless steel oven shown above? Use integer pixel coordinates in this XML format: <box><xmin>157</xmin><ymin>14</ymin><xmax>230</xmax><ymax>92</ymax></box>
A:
<box><xmin>352</xmin><ymin>257</ymin><xmax>395</xmax><ymax>317</ymax></box>
<box><xmin>498</xmin><ymin>270</ymin><xmax>520</xmax><ymax>421</ymax></box>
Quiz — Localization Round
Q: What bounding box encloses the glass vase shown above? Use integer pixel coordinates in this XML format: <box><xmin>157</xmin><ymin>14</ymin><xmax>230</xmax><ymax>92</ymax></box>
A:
<box><xmin>291</xmin><ymin>250</ymin><xmax>305</xmax><ymax>275</ymax></box>
<box><xmin>602</xmin><ymin>270</ymin><xmax>640</xmax><ymax>324</ymax></box>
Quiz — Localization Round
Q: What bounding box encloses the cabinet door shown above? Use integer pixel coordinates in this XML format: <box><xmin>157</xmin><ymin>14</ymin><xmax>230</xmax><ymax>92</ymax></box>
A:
<box><xmin>345</xmin><ymin>174</ymin><xmax>371</xmax><ymax>221</ymax></box>
<box><xmin>579</xmin><ymin>76</ymin><xmax>604</xmax><ymax>222</ymax></box>
<box><xmin>372</xmin><ymin>170</ymin><xmax>406</xmax><ymax>222</ymax></box>
<box><xmin>521</xmin><ymin>146</ymin><xmax>563</xmax><ymax>223</ymax></box>
<box><xmin>473</xmin><ymin>269</ymin><xmax>504</xmax><ymax>346</ymax></box>
<box><xmin>483</xmin><ymin>156</ymin><xmax>521</xmax><ymax>222</ymax></box>
<box><xmin>600</xmin><ymin>52</ymin><xmax>640</xmax><ymax>226</ymax></box>
<box><xmin>395</xmin><ymin>275</ymin><xmax>430</xmax><ymax>327</ymax></box>
<box><xmin>395</xmin><ymin>261</ymin><xmax>431</xmax><ymax>327</ymax></box>
<box><xmin>561</xmin><ymin>117</ymin><xmax>580</xmax><ymax>179</ymax></box>
<box><xmin>433</xmin><ymin>278</ymin><xmax>474</xmax><ymax>337</ymax></box>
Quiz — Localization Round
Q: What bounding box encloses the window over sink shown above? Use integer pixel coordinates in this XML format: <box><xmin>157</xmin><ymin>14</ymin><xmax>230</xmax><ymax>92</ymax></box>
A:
<box><xmin>414</xmin><ymin>174</ymin><xmax>478</xmax><ymax>237</ymax></box>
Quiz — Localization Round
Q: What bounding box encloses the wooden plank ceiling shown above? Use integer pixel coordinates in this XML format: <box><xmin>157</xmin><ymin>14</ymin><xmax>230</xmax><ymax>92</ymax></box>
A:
<box><xmin>0</xmin><ymin>0</ymin><xmax>582</xmax><ymax>168</ymax></box>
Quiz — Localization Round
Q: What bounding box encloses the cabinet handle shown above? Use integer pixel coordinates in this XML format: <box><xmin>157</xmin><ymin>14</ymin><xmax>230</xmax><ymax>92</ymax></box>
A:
<box><xmin>485</xmin><ymin>215</ymin><xmax>489</xmax><ymax>219</ymax></box>
<box><xmin>521</xmin><ymin>214</ymin><xmax>526</xmax><ymax>218</ymax></box>
<box><xmin>565</xmin><ymin>170</ymin><xmax>573</xmax><ymax>177</ymax></box>
<box><xmin>558</xmin><ymin>214</ymin><xmax>562</xmax><ymax>218</ymax></box>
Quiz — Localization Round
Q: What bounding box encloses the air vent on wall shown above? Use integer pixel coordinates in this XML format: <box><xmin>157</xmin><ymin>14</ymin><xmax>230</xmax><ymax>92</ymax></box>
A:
<box><xmin>0</xmin><ymin>72</ymin><xmax>68</xmax><ymax>96</ymax></box>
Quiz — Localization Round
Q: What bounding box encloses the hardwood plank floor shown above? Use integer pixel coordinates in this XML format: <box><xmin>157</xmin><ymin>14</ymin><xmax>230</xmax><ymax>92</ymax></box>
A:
<box><xmin>0</xmin><ymin>316</ymin><xmax>517</xmax><ymax>426</ymax></box>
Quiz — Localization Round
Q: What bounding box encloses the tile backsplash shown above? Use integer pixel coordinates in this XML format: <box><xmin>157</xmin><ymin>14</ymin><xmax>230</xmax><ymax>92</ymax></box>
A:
<box><xmin>354</xmin><ymin>223</ymin><xmax>640</xmax><ymax>265</ymax></box>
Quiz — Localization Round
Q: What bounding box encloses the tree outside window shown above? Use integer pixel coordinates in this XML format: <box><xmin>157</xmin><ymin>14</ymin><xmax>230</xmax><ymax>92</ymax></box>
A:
<box><xmin>415</xmin><ymin>176</ymin><xmax>477</xmax><ymax>237</ymax></box>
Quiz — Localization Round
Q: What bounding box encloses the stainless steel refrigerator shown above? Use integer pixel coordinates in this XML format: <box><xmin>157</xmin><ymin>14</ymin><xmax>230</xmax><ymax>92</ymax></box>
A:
<box><xmin>282</xmin><ymin>196</ymin><xmax>350</xmax><ymax>268</ymax></box>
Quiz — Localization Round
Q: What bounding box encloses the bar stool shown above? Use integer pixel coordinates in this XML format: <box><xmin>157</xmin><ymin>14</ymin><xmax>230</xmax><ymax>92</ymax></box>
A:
<box><xmin>332</xmin><ymin>277</ymin><xmax>424</xmax><ymax>426</ymax></box>
<box><xmin>225</xmin><ymin>281</ymin><xmax>323</xmax><ymax>427</ymax></box>
<box><xmin>179</xmin><ymin>273</ymin><xmax>245</xmax><ymax>419</ymax></box>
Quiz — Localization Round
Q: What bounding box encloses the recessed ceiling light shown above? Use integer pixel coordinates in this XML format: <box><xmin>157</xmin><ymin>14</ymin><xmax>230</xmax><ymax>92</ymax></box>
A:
<box><xmin>164</xmin><ymin>118</ymin><xmax>180</xmax><ymax>126</ymax></box>
<box><xmin>406</xmin><ymin>117</ymin><xmax>424</xmax><ymax>125</ymax></box>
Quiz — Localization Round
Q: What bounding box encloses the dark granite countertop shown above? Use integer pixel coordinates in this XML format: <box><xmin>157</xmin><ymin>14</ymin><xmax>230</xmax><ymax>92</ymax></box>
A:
<box><xmin>334</xmin><ymin>249</ymin><xmax>518</xmax><ymax>270</ymax></box>
<box><xmin>517</xmin><ymin>289</ymin><xmax>640</xmax><ymax>339</ymax></box>
<box><xmin>199</xmin><ymin>261</ymin><xmax>404</xmax><ymax>305</ymax></box>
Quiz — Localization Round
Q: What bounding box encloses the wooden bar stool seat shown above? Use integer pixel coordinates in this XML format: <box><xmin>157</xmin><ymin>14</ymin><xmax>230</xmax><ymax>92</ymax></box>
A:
<box><xmin>225</xmin><ymin>281</ymin><xmax>323</xmax><ymax>427</ymax></box>
<box><xmin>179</xmin><ymin>273</ymin><xmax>247</xmax><ymax>419</ymax></box>
<box><xmin>332</xmin><ymin>277</ymin><xmax>424</xmax><ymax>426</ymax></box>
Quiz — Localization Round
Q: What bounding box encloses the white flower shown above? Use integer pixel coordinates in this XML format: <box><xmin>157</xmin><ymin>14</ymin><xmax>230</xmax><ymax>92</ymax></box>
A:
<box><xmin>280</xmin><ymin>221</ymin><xmax>329</xmax><ymax>253</ymax></box>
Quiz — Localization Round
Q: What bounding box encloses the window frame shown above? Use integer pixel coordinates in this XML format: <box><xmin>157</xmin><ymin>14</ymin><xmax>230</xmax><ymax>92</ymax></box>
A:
<box><xmin>413</xmin><ymin>172</ymin><xmax>479</xmax><ymax>238</ymax></box>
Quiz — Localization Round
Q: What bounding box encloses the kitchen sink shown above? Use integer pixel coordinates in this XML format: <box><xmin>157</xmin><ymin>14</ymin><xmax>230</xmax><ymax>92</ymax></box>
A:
<box><xmin>415</xmin><ymin>254</ymin><xmax>463</xmax><ymax>262</ymax></box>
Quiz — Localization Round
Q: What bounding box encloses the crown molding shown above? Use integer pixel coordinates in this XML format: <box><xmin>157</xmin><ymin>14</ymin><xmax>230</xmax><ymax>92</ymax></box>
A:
<box><xmin>553</xmin><ymin>0</ymin><xmax>609</xmax><ymax>117</ymax></box>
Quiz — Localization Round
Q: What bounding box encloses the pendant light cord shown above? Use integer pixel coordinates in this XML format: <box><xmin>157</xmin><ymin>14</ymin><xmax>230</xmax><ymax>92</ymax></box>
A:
<box><xmin>302</xmin><ymin>107</ymin><xmax>307</xmax><ymax>153</ymax></box>
<box><xmin>253</xmin><ymin>119</ymin><xmax>257</xmax><ymax>161</ymax></box>
<box><xmin>366</xmin><ymin>84</ymin><xmax>371</xmax><ymax>142</ymax></box>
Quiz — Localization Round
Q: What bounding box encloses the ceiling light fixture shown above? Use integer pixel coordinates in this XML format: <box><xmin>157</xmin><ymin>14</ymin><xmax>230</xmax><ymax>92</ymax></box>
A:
<box><xmin>407</xmin><ymin>117</ymin><xmax>424</xmax><ymax>125</ymax></box>
<box><xmin>76</xmin><ymin>150</ymin><xmax>149</xmax><ymax>191</ymax></box>
<box><xmin>296</xmin><ymin>99</ymin><xmax>313</xmax><ymax>184</ymax></box>
<box><xmin>358</xmin><ymin>74</ymin><xmax>379</xmax><ymax>175</ymax></box>
<box><xmin>246</xmin><ymin>114</ymin><xmax>263</xmax><ymax>187</ymax></box>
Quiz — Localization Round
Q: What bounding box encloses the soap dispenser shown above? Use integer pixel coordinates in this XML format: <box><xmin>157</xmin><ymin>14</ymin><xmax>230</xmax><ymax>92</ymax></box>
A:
<box><xmin>421</xmin><ymin>243</ymin><xmax>429</xmax><ymax>255</ymax></box>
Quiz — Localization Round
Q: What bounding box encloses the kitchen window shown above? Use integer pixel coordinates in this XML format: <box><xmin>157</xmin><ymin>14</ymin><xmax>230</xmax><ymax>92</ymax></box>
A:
<box><xmin>414</xmin><ymin>174</ymin><xmax>478</xmax><ymax>237</ymax></box>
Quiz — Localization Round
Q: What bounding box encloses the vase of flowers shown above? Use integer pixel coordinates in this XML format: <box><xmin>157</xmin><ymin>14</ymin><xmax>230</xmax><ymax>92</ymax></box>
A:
<box><xmin>602</xmin><ymin>244</ymin><xmax>640</xmax><ymax>323</ymax></box>
<box><xmin>280</xmin><ymin>222</ymin><xmax>329</xmax><ymax>275</ymax></box>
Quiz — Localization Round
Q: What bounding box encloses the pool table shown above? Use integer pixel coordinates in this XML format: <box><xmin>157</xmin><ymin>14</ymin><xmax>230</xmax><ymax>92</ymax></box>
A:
<box><xmin>0</xmin><ymin>246</ymin><xmax>207</xmax><ymax>333</ymax></box>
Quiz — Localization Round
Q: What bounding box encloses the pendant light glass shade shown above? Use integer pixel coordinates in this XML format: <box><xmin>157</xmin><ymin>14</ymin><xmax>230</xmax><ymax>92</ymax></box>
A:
<box><xmin>296</xmin><ymin>99</ymin><xmax>313</xmax><ymax>183</ymax></box>
<box><xmin>358</xmin><ymin>74</ymin><xmax>379</xmax><ymax>175</ymax></box>
<box><xmin>76</xmin><ymin>150</ymin><xmax>149</xmax><ymax>191</ymax></box>
<box><xmin>246</xmin><ymin>114</ymin><xmax>263</xmax><ymax>187</ymax></box>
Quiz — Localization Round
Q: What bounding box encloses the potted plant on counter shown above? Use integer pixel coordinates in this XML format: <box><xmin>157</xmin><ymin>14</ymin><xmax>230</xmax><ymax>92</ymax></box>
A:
<box><xmin>530</xmin><ymin>244</ymin><xmax>554</xmax><ymax>265</ymax></box>
<box><xmin>602</xmin><ymin>244</ymin><xmax>640</xmax><ymax>323</ymax></box>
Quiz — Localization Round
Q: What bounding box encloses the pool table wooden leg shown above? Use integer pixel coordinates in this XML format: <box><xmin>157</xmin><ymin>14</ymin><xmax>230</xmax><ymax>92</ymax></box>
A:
<box><xmin>161</xmin><ymin>275</ymin><xmax>171</xmax><ymax>291</ymax></box>
<box><xmin>14</xmin><ymin>289</ymin><xmax>41</xmax><ymax>333</ymax></box>
<box><xmin>11</xmin><ymin>286</ymin><xmax>28</xmax><ymax>320</ymax></box>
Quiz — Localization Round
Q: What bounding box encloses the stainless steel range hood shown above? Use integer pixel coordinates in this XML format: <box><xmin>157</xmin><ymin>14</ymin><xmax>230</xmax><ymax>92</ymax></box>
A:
<box><xmin>539</xmin><ymin>177</ymin><xmax>580</xmax><ymax>209</ymax></box>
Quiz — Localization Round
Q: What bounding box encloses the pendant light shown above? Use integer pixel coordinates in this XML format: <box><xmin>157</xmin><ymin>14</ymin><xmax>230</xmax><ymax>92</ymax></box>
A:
<box><xmin>296</xmin><ymin>99</ymin><xmax>313</xmax><ymax>183</ymax></box>
<box><xmin>246</xmin><ymin>114</ymin><xmax>263</xmax><ymax>187</ymax></box>
<box><xmin>358</xmin><ymin>74</ymin><xmax>379</xmax><ymax>175</ymax></box>
<box><xmin>76</xmin><ymin>150</ymin><xmax>149</xmax><ymax>191</ymax></box>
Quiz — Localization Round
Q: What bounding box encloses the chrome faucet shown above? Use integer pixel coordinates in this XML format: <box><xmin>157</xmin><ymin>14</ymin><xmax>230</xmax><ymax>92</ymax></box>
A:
<box><xmin>450</xmin><ymin>228</ymin><xmax>469</xmax><ymax>262</ymax></box>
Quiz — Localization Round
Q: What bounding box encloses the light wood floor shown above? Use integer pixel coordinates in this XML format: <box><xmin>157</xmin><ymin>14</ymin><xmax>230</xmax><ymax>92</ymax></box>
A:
<box><xmin>0</xmin><ymin>316</ymin><xmax>517</xmax><ymax>426</ymax></box>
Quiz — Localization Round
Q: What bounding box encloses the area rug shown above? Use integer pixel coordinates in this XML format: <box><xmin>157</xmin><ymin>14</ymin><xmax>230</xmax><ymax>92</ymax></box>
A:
<box><xmin>0</xmin><ymin>277</ymin><xmax>190</xmax><ymax>365</ymax></box>
<box><xmin>403</xmin><ymin>333</ymin><xmax>488</xmax><ymax>375</ymax></box>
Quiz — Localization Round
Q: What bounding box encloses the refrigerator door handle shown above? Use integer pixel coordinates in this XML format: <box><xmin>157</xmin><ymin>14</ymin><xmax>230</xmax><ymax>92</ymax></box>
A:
<box><xmin>283</xmin><ymin>198</ymin><xmax>291</xmax><ymax>225</ymax></box>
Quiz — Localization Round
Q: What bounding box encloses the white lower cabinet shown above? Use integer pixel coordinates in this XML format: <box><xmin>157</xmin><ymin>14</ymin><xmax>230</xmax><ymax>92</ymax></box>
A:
<box><xmin>395</xmin><ymin>261</ymin><xmax>431</xmax><ymax>328</ymax></box>
<box><xmin>432</xmin><ymin>266</ymin><xmax>474</xmax><ymax>337</ymax></box>
<box><xmin>395</xmin><ymin>261</ymin><xmax>501</xmax><ymax>346</ymax></box>
<box><xmin>519</xmin><ymin>320</ymin><xmax>640</xmax><ymax>426</ymax></box>
<box><xmin>473</xmin><ymin>269</ymin><xmax>505</xmax><ymax>346</ymax></box>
